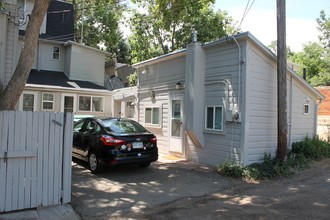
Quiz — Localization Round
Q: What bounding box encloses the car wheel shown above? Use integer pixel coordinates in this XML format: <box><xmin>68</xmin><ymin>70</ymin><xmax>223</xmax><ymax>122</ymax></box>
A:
<box><xmin>88</xmin><ymin>151</ymin><xmax>101</xmax><ymax>173</ymax></box>
<box><xmin>139</xmin><ymin>162</ymin><xmax>151</xmax><ymax>168</ymax></box>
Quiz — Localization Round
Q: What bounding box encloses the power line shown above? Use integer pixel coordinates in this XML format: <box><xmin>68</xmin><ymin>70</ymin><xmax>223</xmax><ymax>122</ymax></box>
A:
<box><xmin>238</xmin><ymin>0</ymin><xmax>255</xmax><ymax>29</ymax></box>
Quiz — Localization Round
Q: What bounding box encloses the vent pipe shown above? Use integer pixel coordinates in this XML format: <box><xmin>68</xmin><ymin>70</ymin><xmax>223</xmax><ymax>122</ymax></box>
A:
<box><xmin>303</xmin><ymin>68</ymin><xmax>306</xmax><ymax>80</ymax></box>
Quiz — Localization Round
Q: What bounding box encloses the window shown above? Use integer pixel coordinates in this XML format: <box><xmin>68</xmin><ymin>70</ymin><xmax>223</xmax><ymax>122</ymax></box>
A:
<box><xmin>205</xmin><ymin>106</ymin><xmax>223</xmax><ymax>131</ymax></box>
<box><xmin>22</xmin><ymin>93</ymin><xmax>35</xmax><ymax>111</ymax></box>
<box><xmin>53</xmin><ymin>46</ymin><xmax>60</xmax><ymax>60</ymax></box>
<box><xmin>304</xmin><ymin>104</ymin><xmax>310</xmax><ymax>114</ymax></box>
<box><xmin>145</xmin><ymin>107</ymin><xmax>160</xmax><ymax>126</ymax></box>
<box><xmin>78</xmin><ymin>96</ymin><xmax>104</xmax><ymax>112</ymax></box>
<box><xmin>42</xmin><ymin>93</ymin><xmax>54</xmax><ymax>110</ymax></box>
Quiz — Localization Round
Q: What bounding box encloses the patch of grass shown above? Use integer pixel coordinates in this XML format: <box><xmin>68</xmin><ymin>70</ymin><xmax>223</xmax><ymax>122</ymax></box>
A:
<box><xmin>216</xmin><ymin>136</ymin><xmax>330</xmax><ymax>181</ymax></box>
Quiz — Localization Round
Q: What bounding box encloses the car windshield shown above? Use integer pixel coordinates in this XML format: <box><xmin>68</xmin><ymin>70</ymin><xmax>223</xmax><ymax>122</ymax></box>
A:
<box><xmin>102</xmin><ymin>119</ymin><xmax>148</xmax><ymax>134</ymax></box>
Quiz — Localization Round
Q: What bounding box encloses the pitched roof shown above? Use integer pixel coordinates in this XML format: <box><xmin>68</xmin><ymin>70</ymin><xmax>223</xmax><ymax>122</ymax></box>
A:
<box><xmin>27</xmin><ymin>69</ymin><xmax>107</xmax><ymax>90</ymax></box>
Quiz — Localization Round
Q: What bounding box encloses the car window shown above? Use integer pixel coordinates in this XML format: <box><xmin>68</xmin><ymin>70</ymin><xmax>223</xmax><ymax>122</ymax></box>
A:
<box><xmin>74</xmin><ymin>120</ymin><xmax>85</xmax><ymax>132</ymax></box>
<box><xmin>102</xmin><ymin>119</ymin><xmax>148</xmax><ymax>134</ymax></box>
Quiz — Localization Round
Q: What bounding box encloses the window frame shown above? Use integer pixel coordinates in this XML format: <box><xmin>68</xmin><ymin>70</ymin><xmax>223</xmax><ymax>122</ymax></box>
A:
<box><xmin>144</xmin><ymin>106</ymin><xmax>162</xmax><ymax>127</ymax></box>
<box><xmin>21</xmin><ymin>91</ymin><xmax>38</xmax><ymax>112</ymax></box>
<box><xmin>78</xmin><ymin>95</ymin><xmax>104</xmax><ymax>113</ymax></box>
<box><xmin>303</xmin><ymin>104</ymin><xmax>310</xmax><ymax>115</ymax></box>
<box><xmin>205</xmin><ymin>105</ymin><xmax>224</xmax><ymax>132</ymax></box>
<box><xmin>52</xmin><ymin>46</ymin><xmax>60</xmax><ymax>60</ymax></box>
<box><xmin>41</xmin><ymin>92</ymin><xmax>54</xmax><ymax>111</ymax></box>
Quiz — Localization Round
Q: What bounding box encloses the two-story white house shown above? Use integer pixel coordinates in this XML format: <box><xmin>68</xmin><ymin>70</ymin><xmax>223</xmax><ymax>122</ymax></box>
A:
<box><xmin>1</xmin><ymin>0</ymin><xmax>112</xmax><ymax>117</ymax></box>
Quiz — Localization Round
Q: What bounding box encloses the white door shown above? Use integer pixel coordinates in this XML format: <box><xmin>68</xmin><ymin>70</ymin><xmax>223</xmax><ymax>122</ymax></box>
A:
<box><xmin>169</xmin><ymin>96</ymin><xmax>183</xmax><ymax>153</ymax></box>
<box><xmin>61</xmin><ymin>94</ymin><xmax>76</xmax><ymax>113</ymax></box>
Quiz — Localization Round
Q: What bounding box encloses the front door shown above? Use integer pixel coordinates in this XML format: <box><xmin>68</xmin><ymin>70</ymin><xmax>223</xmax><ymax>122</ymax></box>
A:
<box><xmin>61</xmin><ymin>94</ymin><xmax>76</xmax><ymax>113</ymax></box>
<box><xmin>169</xmin><ymin>96</ymin><xmax>183</xmax><ymax>153</ymax></box>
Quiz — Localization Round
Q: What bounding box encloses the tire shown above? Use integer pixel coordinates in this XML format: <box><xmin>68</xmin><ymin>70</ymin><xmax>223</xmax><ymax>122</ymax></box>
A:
<box><xmin>88</xmin><ymin>151</ymin><xmax>101</xmax><ymax>174</ymax></box>
<box><xmin>139</xmin><ymin>162</ymin><xmax>151</xmax><ymax>168</ymax></box>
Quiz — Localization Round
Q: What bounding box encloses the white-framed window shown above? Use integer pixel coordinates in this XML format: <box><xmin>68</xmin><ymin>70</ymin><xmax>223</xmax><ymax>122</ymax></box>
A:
<box><xmin>205</xmin><ymin>106</ymin><xmax>223</xmax><ymax>131</ymax></box>
<box><xmin>42</xmin><ymin>93</ymin><xmax>54</xmax><ymax>111</ymax></box>
<box><xmin>22</xmin><ymin>92</ymin><xmax>36</xmax><ymax>111</ymax></box>
<box><xmin>78</xmin><ymin>95</ymin><xmax>104</xmax><ymax>112</ymax></box>
<box><xmin>304</xmin><ymin>104</ymin><xmax>310</xmax><ymax>114</ymax></box>
<box><xmin>145</xmin><ymin>107</ymin><xmax>161</xmax><ymax>126</ymax></box>
<box><xmin>52</xmin><ymin>46</ymin><xmax>60</xmax><ymax>60</ymax></box>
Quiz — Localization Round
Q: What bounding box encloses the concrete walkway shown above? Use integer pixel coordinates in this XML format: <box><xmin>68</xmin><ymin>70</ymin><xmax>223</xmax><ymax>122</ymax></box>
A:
<box><xmin>0</xmin><ymin>204</ymin><xmax>80</xmax><ymax>220</ymax></box>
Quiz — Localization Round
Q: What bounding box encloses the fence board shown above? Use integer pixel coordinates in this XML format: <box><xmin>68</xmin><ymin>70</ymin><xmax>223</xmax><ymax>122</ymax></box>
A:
<box><xmin>0</xmin><ymin>111</ymin><xmax>7</xmax><ymax>212</ymax></box>
<box><xmin>62</xmin><ymin>113</ymin><xmax>73</xmax><ymax>203</ymax></box>
<box><xmin>0</xmin><ymin>111</ymin><xmax>73</xmax><ymax>213</ymax></box>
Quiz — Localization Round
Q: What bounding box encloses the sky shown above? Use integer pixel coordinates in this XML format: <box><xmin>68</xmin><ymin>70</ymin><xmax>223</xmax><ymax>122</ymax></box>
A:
<box><xmin>214</xmin><ymin>0</ymin><xmax>330</xmax><ymax>52</ymax></box>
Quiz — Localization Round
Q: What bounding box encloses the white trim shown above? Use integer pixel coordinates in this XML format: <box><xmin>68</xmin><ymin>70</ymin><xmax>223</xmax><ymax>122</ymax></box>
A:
<box><xmin>52</xmin><ymin>46</ymin><xmax>60</xmax><ymax>61</ymax></box>
<box><xmin>41</xmin><ymin>92</ymin><xmax>55</xmax><ymax>111</ymax></box>
<box><xmin>205</xmin><ymin>105</ymin><xmax>224</xmax><ymax>132</ymax></box>
<box><xmin>304</xmin><ymin>104</ymin><xmax>310</xmax><ymax>115</ymax></box>
<box><xmin>61</xmin><ymin>93</ymin><xmax>77</xmax><ymax>113</ymax></box>
<box><xmin>144</xmin><ymin>105</ymin><xmax>162</xmax><ymax>128</ymax></box>
<box><xmin>78</xmin><ymin>95</ymin><xmax>105</xmax><ymax>113</ymax></box>
<box><xmin>19</xmin><ymin>91</ymin><xmax>38</xmax><ymax>111</ymax></box>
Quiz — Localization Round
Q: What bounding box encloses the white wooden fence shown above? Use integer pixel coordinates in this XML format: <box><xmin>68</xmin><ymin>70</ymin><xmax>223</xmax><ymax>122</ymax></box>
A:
<box><xmin>0</xmin><ymin>111</ymin><xmax>73</xmax><ymax>212</ymax></box>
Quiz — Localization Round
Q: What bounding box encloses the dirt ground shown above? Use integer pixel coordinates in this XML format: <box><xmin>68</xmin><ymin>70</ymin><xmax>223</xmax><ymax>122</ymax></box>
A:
<box><xmin>127</xmin><ymin>158</ymin><xmax>330</xmax><ymax>220</ymax></box>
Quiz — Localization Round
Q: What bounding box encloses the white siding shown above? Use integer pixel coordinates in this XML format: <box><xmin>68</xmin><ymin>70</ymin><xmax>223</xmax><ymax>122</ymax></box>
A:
<box><xmin>37</xmin><ymin>42</ymin><xmax>65</xmax><ymax>72</ymax></box>
<box><xmin>245</xmin><ymin>44</ymin><xmax>278</xmax><ymax>164</ymax></box>
<box><xmin>245</xmin><ymin>42</ymin><xmax>318</xmax><ymax>164</ymax></box>
<box><xmin>186</xmin><ymin>43</ymin><xmax>244</xmax><ymax>166</ymax></box>
<box><xmin>137</xmin><ymin>56</ymin><xmax>186</xmax><ymax>154</ymax></box>
<box><xmin>69</xmin><ymin>44</ymin><xmax>105</xmax><ymax>86</ymax></box>
<box><xmin>290</xmin><ymin>80</ymin><xmax>316</xmax><ymax>143</ymax></box>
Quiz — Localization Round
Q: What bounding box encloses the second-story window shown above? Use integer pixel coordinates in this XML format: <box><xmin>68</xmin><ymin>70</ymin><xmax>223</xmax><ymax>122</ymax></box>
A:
<box><xmin>53</xmin><ymin>46</ymin><xmax>60</xmax><ymax>60</ymax></box>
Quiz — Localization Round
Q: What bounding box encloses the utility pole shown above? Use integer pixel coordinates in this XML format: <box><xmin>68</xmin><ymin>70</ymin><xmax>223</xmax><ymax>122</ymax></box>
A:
<box><xmin>277</xmin><ymin>0</ymin><xmax>288</xmax><ymax>160</ymax></box>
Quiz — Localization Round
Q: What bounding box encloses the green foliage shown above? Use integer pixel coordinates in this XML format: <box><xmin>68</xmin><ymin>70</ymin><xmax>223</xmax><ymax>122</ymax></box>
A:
<box><xmin>128</xmin><ymin>0</ymin><xmax>239</xmax><ymax>63</ymax></box>
<box><xmin>317</xmin><ymin>10</ymin><xmax>330</xmax><ymax>48</ymax></box>
<box><xmin>68</xmin><ymin>0</ymin><xmax>131</xmax><ymax>63</ymax></box>
<box><xmin>127</xmin><ymin>71</ymin><xmax>137</xmax><ymax>86</ymax></box>
<box><xmin>217</xmin><ymin>137</ymin><xmax>330</xmax><ymax>181</ymax></box>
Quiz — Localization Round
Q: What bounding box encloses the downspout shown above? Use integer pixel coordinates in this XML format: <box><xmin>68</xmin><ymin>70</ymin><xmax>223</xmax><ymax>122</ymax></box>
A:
<box><xmin>288</xmin><ymin>76</ymin><xmax>293</xmax><ymax>147</ymax></box>
<box><xmin>231</xmin><ymin>36</ymin><xmax>242</xmax><ymax>113</ymax></box>
<box><xmin>315</xmin><ymin>99</ymin><xmax>322</xmax><ymax>137</ymax></box>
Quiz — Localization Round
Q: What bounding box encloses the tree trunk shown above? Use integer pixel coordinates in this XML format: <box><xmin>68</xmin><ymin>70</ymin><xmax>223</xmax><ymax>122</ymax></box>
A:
<box><xmin>0</xmin><ymin>0</ymin><xmax>52</xmax><ymax>110</ymax></box>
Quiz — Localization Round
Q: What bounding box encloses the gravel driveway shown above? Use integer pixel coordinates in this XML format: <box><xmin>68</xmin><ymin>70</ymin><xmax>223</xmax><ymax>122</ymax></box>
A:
<box><xmin>71</xmin><ymin>157</ymin><xmax>330</xmax><ymax>220</ymax></box>
<box><xmin>71</xmin><ymin>156</ymin><xmax>232</xmax><ymax>219</ymax></box>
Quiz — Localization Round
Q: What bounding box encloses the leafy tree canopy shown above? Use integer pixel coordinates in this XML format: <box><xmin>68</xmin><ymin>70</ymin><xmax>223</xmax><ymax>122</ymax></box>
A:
<box><xmin>68</xmin><ymin>0</ymin><xmax>132</xmax><ymax>63</ymax></box>
<box><xmin>317</xmin><ymin>10</ymin><xmax>330</xmax><ymax>48</ymax></box>
<box><xmin>128</xmin><ymin>0</ymin><xmax>239</xmax><ymax>63</ymax></box>
<box><xmin>289</xmin><ymin>10</ymin><xmax>330</xmax><ymax>86</ymax></box>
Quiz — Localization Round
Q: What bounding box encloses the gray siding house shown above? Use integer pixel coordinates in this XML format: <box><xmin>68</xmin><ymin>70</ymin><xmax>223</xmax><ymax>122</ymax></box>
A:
<box><xmin>133</xmin><ymin>32</ymin><xmax>324</xmax><ymax>166</ymax></box>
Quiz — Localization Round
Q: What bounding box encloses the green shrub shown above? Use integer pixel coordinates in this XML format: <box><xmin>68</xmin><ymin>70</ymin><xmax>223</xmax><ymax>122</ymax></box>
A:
<box><xmin>217</xmin><ymin>137</ymin><xmax>330</xmax><ymax>181</ymax></box>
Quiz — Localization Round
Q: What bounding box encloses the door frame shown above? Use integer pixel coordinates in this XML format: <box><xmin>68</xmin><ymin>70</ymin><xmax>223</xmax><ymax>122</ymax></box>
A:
<box><xmin>168</xmin><ymin>94</ymin><xmax>184</xmax><ymax>154</ymax></box>
<box><xmin>61</xmin><ymin>93</ymin><xmax>77</xmax><ymax>113</ymax></box>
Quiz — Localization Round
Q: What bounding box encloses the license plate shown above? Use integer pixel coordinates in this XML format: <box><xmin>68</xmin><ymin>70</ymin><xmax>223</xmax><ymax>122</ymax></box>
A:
<box><xmin>133</xmin><ymin>142</ymin><xmax>143</xmax><ymax>149</ymax></box>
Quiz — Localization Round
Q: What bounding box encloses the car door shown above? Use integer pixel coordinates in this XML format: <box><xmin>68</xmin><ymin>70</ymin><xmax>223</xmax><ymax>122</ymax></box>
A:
<box><xmin>73</xmin><ymin>119</ymin><xmax>86</xmax><ymax>156</ymax></box>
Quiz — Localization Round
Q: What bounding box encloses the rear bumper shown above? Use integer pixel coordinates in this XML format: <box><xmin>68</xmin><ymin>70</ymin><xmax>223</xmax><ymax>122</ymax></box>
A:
<box><xmin>99</xmin><ymin>149</ymin><xmax>158</xmax><ymax>167</ymax></box>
